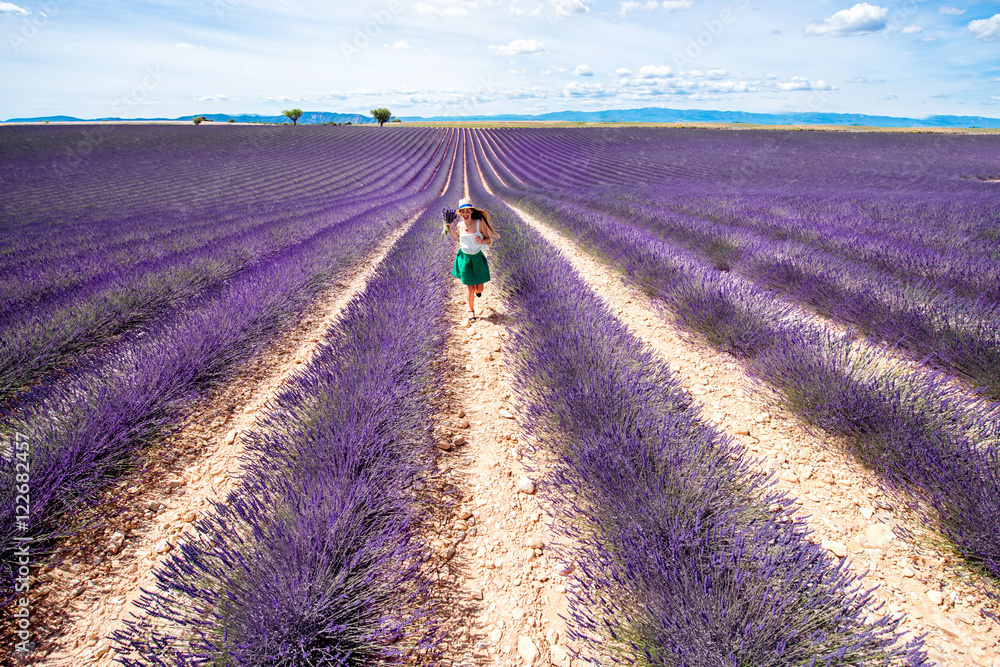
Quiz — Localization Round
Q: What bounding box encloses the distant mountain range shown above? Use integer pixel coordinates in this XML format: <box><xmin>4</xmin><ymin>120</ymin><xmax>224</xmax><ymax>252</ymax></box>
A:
<box><xmin>401</xmin><ymin>106</ymin><xmax>1000</xmax><ymax>128</ymax></box>
<box><xmin>5</xmin><ymin>107</ymin><xmax>1000</xmax><ymax>128</ymax></box>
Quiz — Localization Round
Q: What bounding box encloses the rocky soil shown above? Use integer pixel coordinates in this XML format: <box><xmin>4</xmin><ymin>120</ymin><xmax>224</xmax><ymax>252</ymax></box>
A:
<box><xmin>509</xmin><ymin>203</ymin><xmax>1000</xmax><ymax>667</ymax></box>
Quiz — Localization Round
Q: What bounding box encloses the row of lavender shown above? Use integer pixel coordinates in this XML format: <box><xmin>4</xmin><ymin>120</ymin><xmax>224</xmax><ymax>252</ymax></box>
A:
<box><xmin>1</xmin><ymin>126</ymin><xmax>450</xmax><ymax>408</ymax></box>
<box><xmin>482</xmin><ymin>126</ymin><xmax>1000</xmax><ymax>303</ymax></box>
<box><xmin>0</xmin><ymin>127</ymin><xmax>456</xmax><ymax>597</ymax></box>
<box><xmin>482</xmin><ymin>128</ymin><xmax>1000</xmax><ymax>398</ymax></box>
<box><xmin>472</xmin><ymin>128</ymin><xmax>1000</xmax><ymax>583</ymax></box>
<box><xmin>113</xmin><ymin>171</ymin><xmax>462</xmax><ymax>664</ymax></box>
<box><xmin>465</xmin><ymin>136</ymin><xmax>926</xmax><ymax>665</ymax></box>
<box><xmin>2</xmin><ymin>127</ymin><xmax>442</xmax><ymax>314</ymax></box>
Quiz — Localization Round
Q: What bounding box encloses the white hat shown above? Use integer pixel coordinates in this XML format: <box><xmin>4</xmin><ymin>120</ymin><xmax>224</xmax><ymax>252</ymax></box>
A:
<box><xmin>457</xmin><ymin>197</ymin><xmax>473</xmax><ymax>210</ymax></box>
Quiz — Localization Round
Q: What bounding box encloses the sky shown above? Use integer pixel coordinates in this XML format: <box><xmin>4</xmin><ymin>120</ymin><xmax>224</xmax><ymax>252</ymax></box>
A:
<box><xmin>1</xmin><ymin>0</ymin><xmax>999</xmax><ymax>120</ymax></box>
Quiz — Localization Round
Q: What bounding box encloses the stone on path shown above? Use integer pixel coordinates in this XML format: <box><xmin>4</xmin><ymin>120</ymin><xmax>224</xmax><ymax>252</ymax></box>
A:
<box><xmin>518</xmin><ymin>477</ymin><xmax>536</xmax><ymax>494</ymax></box>
<box><xmin>779</xmin><ymin>469</ymin><xmax>799</xmax><ymax>483</ymax></box>
<box><xmin>930</xmin><ymin>612</ymin><xmax>962</xmax><ymax>639</ymax></box>
<box><xmin>865</xmin><ymin>523</ymin><xmax>895</xmax><ymax>547</ymax></box>
<box><xmin>821</xmin><ymin>540</ymin><xmax>847</xmax><ymax>558</ymax></box>
<box><xmin>549</xmin><ymin>644</ymin><xmax>571</xmax><ymax>667</ymax></box>
<box><xmin>518</xmin><ymin>636</ymin><xmax>539</xmax><ymax>665</ymax></box>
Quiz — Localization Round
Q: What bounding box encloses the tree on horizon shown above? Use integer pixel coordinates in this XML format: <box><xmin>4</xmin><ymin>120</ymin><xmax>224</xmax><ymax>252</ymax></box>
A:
<box><xmin>283</xmin><ymin>108</ymin><xmax>304</xmax><ymax>125</ymax></box>
<box><xmin>371</xmin><ymin>108</ymin><xmax>393</xmax><ymax>127</ymax></box>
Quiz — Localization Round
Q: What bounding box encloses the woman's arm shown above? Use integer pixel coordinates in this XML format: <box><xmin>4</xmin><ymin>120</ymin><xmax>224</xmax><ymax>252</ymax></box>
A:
<box><xmin>448</xmin><ymin>220</ymin><xmax>459</xmax><ymax>242</ymax></box>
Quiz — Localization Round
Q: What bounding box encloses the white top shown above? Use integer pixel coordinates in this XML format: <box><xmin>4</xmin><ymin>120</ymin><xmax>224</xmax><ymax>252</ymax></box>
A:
<box><xmin>458</xmin><ymin>218</ymin><xmax>485</xmax><ymax>255</ymax></box>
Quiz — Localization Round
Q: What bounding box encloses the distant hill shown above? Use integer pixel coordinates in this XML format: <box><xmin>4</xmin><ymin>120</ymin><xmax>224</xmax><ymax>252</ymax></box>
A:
<box><xmin>5</xmin><ymin>107</ymin><xmax>999</xmax><ymax>128</ymax></box>
<box><xmin>4</xmin><ymin>115</ymin><xmax>90</xmax><ymax>123</ymax></box>
<box><xmin>400</xmin><ymin>106</ymin><xmax>1000</xmax><ymax>129</ymax></box>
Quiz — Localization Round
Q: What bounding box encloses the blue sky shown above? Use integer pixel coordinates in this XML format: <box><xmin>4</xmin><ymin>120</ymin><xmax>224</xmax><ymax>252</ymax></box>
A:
<box><xmin>1</xmin><ymin>0</ymin><xmax>998</xmax><ymax>120</ymax></box>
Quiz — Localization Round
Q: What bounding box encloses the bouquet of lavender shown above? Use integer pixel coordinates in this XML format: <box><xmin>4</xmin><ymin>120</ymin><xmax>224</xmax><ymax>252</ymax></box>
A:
<box><xmin>441</xmin><ymin>207</ymin><xmax>456</xmax><ymax>235</ymax></box>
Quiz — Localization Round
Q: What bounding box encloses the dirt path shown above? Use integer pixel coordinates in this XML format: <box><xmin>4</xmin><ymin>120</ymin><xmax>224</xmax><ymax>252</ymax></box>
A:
<box><xmin>35</xmin><ymin>211</ymin><xmax>424</xmax><ymax>666</ymax></box>
<box><xmin>415</xmin><ymin>160</ymin><xmax>572</xmax><ymax>666</ymax></box>
<box><xmin>504</xmin><ymin>201</ymin><xmax>1000</xmax><ymax>667</ymax></box>
<box><xmin>420</xmin><ymin>286</ymin><xmax>573</xmax><ymax>667</ymax></box>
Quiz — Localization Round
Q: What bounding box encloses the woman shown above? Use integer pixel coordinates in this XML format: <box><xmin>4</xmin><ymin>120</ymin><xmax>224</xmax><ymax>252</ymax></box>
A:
<box><xmin>449</xmin><ymin>197</ymin><xmax>494</xmax><ymax>323</ymax></box>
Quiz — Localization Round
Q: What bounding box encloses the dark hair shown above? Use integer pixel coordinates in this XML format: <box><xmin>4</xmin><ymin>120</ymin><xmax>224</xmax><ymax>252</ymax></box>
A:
<box><xmin>469</xmin><ymin>207</ymin><xmax>495</xmax><ymax>238</ymax></box>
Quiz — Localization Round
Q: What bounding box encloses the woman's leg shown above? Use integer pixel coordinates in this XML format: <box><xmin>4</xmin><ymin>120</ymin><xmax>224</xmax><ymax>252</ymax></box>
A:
<box><xmin>467</xmin><ymin>284</ymin><xmax>476</xmax><ymax>315</ymax></box>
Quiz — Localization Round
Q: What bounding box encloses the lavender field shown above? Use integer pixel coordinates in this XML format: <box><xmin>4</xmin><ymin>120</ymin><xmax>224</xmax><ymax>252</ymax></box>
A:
<box><xmin>2</xmin><ymin>123</ymin><xmax>998</xmax><ymax>665</ymax></box>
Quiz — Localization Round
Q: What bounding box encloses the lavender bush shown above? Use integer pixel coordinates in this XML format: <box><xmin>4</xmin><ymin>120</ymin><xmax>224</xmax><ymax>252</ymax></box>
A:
<box><xmin>113</xmin><ymin>172</ymin><xmax>463</xmax><ymax>666</ymax></box>
<box><xmin>463</xmin><ymin>149</ymin><xmax>926</xmax><ymax>665</ymax></box>
<box><xmin>473</xmin><ymin>127</ymin><xmax>1000</xmax><ymax>584</ymax></box>
<box><xmin>0</xmin><ymin>127</ymin><xmax>458</xmax><ymax>597</ymax></box>
<box><xmin>0</xmin><ymin>125</ymin><xmax>452</xmax><ymax>407</ymax></box>
<box><xmin>527</xmin><ymin>190</ymin><xmax>1000</xmax><ymax>399</ymax></box>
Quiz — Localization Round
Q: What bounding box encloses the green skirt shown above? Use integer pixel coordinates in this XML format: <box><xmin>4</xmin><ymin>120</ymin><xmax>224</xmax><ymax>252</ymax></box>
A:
<box><xmin>452</xmin><ymin>250</ymin><xmax>491</xmax><ymax>286</ymax></box>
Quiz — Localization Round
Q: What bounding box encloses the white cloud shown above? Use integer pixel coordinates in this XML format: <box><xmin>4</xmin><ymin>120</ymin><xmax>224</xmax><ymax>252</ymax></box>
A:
<box><xmin>806</xmin><ymin>3</ymin><xmax>889</xmax><ymax>37</ymax></box>
<box><xmin>175</xmin><ymin>43</ymin><xmax>204</xmax><ymax>49</ymax></box>
<box><xmin>939</xmin><ymin>7</ymin><xmax>965</xmax><ymax>15</ymax></box>
<box><xmin>573</xmin><ymin>64</ymin><xmax>594</xmax><ymax>76</ymax></box>
<box><xmin>0</xmin><ymin>2</ymin><xmax>28</xmax><ymax>14</ymax></box>
<box><xmin>777</xmin><ymin>76</ymin><xmax>833</xmax><ymax>91</ymax></box>
<box><xmin>549</xmin><ymin>0</ymin><xmax>591</xmax><ymax>16</ymax></box>
<box><xmin>637</xmin><ymin>64</ymin><xmax>673</xmax><ymax>78</ymax></box>
<box><xmin>561</xmin><ymin>81</ymin><xmax>609</xmax><ymax>97</ymax></box>
<box><xmin>393</xmin><ymin>40</ymin><xmax>413</xmax><ymax>50</ymax></box>
<box><xmin>969</xmin><ymin>14</ymin><xmax>1000</xmax><ymax>41</ymax></box>
<box><xmin>661</xmin><ymin>0</ymin><xmax>693</xmax><ymax>11</ymax></box>
<box><xmin>615</xmin><ymin>67</ymin><xmax>632</xmax><ymax>76</ymax></box>
<box><xmin>901</xmin><ymin>26</ymin><xmax>922</xmax><ymax>34</ymax></box>
<box><xmin>488</xmin><ymin>38</ymin><xmax>546</xmax><ymax>55</ymax></box>
<box><xmin>618</xmin><ymin>1</ymin><xmax>657</xmax><ymax>17</ymax></box>
<box><xmin>196</xmin><ymin>94</ymin><xmax>231</xmax><ymax>102</ymax></box>
<box><xmin>541</xmin><ymin>66</ymin><xmax>568</xmax><ymax>75</ymax></box>
<box><xmin>688</xmin><ymin>67</ymin><xmax>728</xmax><ymax>79</ymax></box>
<box><xmin>619</xmin><ymin>66</ymin><xmax>836</xmax><ymax>98</ymax></box>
